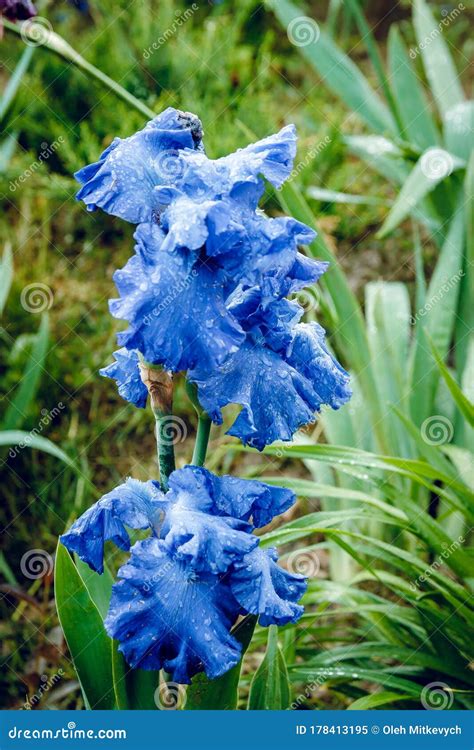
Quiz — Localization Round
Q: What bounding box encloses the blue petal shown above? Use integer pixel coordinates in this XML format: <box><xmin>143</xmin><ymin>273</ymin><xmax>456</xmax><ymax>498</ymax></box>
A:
<box><xmin>75</xmin><ymin>108</ymin><xmax>200</xmax><ymax>224</ymax></box>
<box><xmin>190</xmin><ymin>319</ymin><xmax>351</xmax><ymax>450</ymax></box>
<box><xmin>100</xmin><ymin>348</ymin><xmax>148</xmax><ymax>408</ymax></box>
<box><xmin>287</xmin><ymin>323</ymin><xmax>352</xmax><ymax>410</ymax></box>
<box><xmin>189</xmin><ymin>340</ymin><xmax>320</xmax><ymax>450</ymax></box>
<box><xmin>209</xmin><ymin>474</ymin><xmax>296</xmax><ymax>528</ymax></box>
<box><xmin>105</xmin><ymin>538</ymin><xmax>242</xmax><ymax>683</ymax></box>
<box><xmin>109</xmin><ymin>226</ymin><xmax>244</xmax><ymax>371</ymax></box>
<box><xmin>166</xmin><ymin>464</ymin><xmax>295</xmax><ymax>531</ymax></box>
<box><xmin>60</xmin><ymin>478</ymin><xmax>164</xmax><ymax>573</ymax></box>
<box><xmin>229</xmin><ymin>546</ymin><xmax>306</xmax><ymax>626</ymax></box>
<box><xmin>219</xmin><ymin>124</ymin><xmax>297</xmax><ymax>189</ymax></box>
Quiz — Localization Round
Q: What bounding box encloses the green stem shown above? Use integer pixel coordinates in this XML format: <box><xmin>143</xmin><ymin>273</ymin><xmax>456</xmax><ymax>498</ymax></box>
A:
<box><xmin>3</xmin><ymin>19</ymin><xmax>156</xmax><ymax>120</ymax></box>
<box><xmin>153</xmin><ymin>408</ymin><xmax>176</xmax><ymax>492</ymax></box>
<box><xmin>192</xmin><ymin>414</ymin><xmax>212</xmax><ymax>467</ymax></box>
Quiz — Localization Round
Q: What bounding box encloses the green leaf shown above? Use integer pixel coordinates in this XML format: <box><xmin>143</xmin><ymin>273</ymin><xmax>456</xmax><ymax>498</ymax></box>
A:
<box><xmin>444</xmin><ymin>101</ymin><xmax>474</xmax><ymax>161</ymax></box>
<box><xmin>0</xmin><ymin>243</ymin><xmax>13</xmax><ymax>315</ymax></box>
<box><xmin>409</xmin><ymin>212</ymin><xmax>465</xmax><ymax>425</ymax></box>
<box><xmin>365</xmin><ymin>281</ymin><xmax>411</xmax><ymax>455</ymax></box>
<box><xmin>266</xmin><ymin>0</ymin><xmax>395</xmax><ymax>134</ymax></box>
<box><xmin>378</xmin><ymin>149</ymin><xmax>464</xmax><ymax>237</ymax></box>
<box><xmin>186</xmin><ymin>615</ymin><xmax>256</xmax><ymax>710</ymax></box>
<box><xmin>428</xmin><ymin>339</ymin><xmax>474</xmax><ymax>426</ymax></box>
<box><xmin>387</xmin><ymin>25</ymin><xmax>439</xmax><ymax>149</ymax></box>
<box><xmin>0</xmin><ymin>429</ymin><xmax>77</xmax><ymax>469</ymax></box>
<box><xmin>111</xmin><ymin>640</ymin><xmax>160</xmax><ymax>710</ymax></box>
<box><xmin>413</xmin><ymin>0</ymin><xmax>464</xmax><ymax>120</ymax></box>
<box><xmin>0</xmin><ymin>46</ymin><xmax>35</xmax><ymax>124</ymax></box>
<box><xmin>2</xmin><ymin>314</ymin><xmax>49</xmax><ymax>430</ymax></box>
<box><xmin>248</xmin><ymin>626</ymin><xmax>290</xmax><ymax>709</ymax></box>
<box><xmin>74</xmin><ymin>556</ymin><xmax>113</xmax><ymax>620</ymax></box>
<box><xmin>307</xmin><ymin>186</ymin><xmax>387</xmax><ymax>205</ymax></box>
<box><xmin>55</xmin><ymin>543</ymin><xmax>115</xmax><ymax>709</ymax></box>
<box><xmin>348</xmin><ymin>691</ymin><xmax>413</xmax><ymax>709</ymax></box>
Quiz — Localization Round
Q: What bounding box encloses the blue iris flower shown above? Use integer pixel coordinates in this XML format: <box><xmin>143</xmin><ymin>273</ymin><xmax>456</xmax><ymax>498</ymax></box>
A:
<box><xmin>78</xmin><ymin>108</ymin><xmax>350</xmax><ymax>444</ymax></box>
<box><xmin>61</xmin><ymin>466</ymin><xmax>306</xmax><ymax>683</ymax></box>
<box><xmin>99</xmin><ymin>348</ymin><xmax>148</xmax><ymax>408</ymax></box>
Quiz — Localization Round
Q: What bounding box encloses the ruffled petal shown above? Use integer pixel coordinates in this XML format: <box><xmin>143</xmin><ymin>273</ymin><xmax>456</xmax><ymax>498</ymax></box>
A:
<box><xmin>287</xmin><ymin>323</ymin><xmax>352</xmax><ymax>410</ymax></box>
<box><xmin>229</xmin><ymin>546</ymin><xmax>306</xmax><ymax>626</ymax></box>
<box><xmin>218</xmin><ymin>124</ymin><xmax>297</xmax><ymax>189</ymax></box>
<box><xmin>109</xmin><ymin>225</ymin><xmax>244</xmax><ymax>371</ymax></box>
<box><xmin>210</xmin><ymin>474</ymin><xmax>296</xmax><ymax>528</ymax></box>
<box><xmin>105</xmin><ymin>538</ymin><xmax>242</xmax><ymax>683</ymax></box>
<box><xmin>100</xmin><ymin>348</ymin><xmax>148</xmax><ymax>408</ymax></box>
<box><xmin>190</xmin><ymin>340</ymin><xmax>320</xmax><ymax>450</ymax></box>
<box><xmin>60</xmin><ymin>478</ymin><xmax>164</xmax><ymax>573</ymax></box>
<box><xmin>166</xmin><ymin>465</ymin><xmax>295</xmax><ymax>528</ymax></box>
<box><xmin>75</xmin><ymin>108</ymin><xmax>200</xmax><ymax>224</ymax></box>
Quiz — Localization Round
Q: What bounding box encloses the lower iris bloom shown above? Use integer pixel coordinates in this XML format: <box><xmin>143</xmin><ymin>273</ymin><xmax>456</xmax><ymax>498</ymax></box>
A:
<box><xmin>61</xmin><ymin>466</ymin><xmax>306</xmax><ymax>683</ymax></box>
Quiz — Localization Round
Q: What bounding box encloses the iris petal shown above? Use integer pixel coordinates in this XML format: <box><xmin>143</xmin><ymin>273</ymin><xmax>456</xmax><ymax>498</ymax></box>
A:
<box><xmin>60</xmin><ymin>478</ymin><xmax>164</xmax><ymax>573</ymax></box>
<box><xmin>105</xmin><ymin>538</ymin><xmax>242</xmax><ymax>682</ymax></box>
<box><xmin>229</xmin><ymin>546</ymin><xmax>306</xmax><ymax>626</ymax></box>
<box><xmin>75</xmin><ymin>108</ymin><xmax>200</xmax><ymax>224</ymax></box>
<box><xmin>100</xmin><ymin>348</ymin><xmax>148</xmax><ymax>408</ymax></box>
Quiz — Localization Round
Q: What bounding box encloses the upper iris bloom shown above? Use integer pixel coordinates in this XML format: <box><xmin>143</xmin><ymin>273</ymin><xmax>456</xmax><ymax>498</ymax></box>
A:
<box><xmin>61</xmin><ymin>466</ymin><xmax>306</xmax><ymax>683</ymax></box>
<box><xmin>77</xmin><ymin>109</ymin><xmax>351</xmax><ymax>446</ymax></box>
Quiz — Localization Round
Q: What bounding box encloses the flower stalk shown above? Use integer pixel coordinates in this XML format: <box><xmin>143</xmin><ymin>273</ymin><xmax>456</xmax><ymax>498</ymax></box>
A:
<box><xmin>139</xmin><ymin>363</ymin><xmax>175</xmax><ymax>490</ymax></box>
